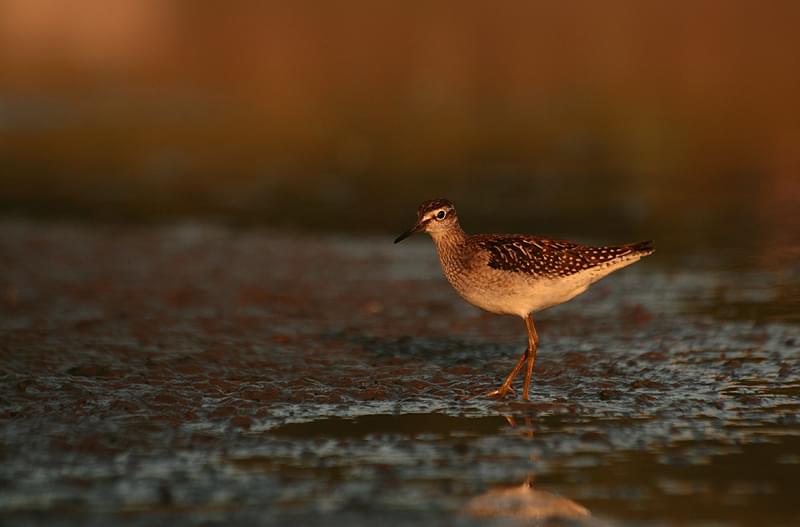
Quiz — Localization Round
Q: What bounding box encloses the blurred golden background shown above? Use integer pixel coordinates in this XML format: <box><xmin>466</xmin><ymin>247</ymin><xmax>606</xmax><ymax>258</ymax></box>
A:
<box><xmin>1</xmin><ymin>0</ymin><xmax>798</xmax><ymax>254</ymax></box>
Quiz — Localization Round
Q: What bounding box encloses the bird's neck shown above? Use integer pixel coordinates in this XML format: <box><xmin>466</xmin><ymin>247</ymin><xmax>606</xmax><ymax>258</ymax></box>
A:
<box><xmin>430</xmin><ymin>224</ymin><xmax>467</xmax><ymax>255</ymax></box>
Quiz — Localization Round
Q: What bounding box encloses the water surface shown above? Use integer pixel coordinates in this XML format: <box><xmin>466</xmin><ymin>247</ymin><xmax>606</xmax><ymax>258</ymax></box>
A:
<box><xmin>1</xmin><ymin>222</ymin><xmax>798</xmax><ymax>526</ymax></box>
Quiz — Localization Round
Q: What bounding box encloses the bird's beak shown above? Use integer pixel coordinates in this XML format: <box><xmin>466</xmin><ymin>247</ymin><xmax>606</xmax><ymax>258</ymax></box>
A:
<box><xmin>394</xmin><ymin>219</ymin><xmax>426</xmax><ymax>243</ymax></box>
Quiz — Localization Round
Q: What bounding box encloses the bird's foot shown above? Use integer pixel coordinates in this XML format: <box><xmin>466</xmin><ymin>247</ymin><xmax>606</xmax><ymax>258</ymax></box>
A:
<box><xmin>486</xmin><ymin>384</ymin><xmax>516</xmax><ymax>399</ymax></box>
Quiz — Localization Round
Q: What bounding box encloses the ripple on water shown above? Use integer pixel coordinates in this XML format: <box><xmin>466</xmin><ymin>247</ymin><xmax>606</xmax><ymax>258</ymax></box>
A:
<box><xmin>1</xmin><ymin>224</ymin><xmax>799</xmax><ymax>526</ymax></box>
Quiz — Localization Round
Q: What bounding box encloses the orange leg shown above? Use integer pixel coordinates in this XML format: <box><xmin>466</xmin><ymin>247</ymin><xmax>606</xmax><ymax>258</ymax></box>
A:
<box><xmin>487</xmin><ymin>314</ymin><xmax>539</xmax><ymax>400</ymax></box>
<box><xmin>521</xmin><ymin>314</ymin><xmax>539</xmax><ymax>401</ymax></box>
<box><xmin>486</xmin><ymin>347</ymin><xmax>527</xmax><ymax>398</ymax></box>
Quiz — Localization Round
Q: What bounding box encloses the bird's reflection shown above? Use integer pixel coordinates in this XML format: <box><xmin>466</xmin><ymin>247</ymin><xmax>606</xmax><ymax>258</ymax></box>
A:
<box><xmin>465</xmin><ymin>475</ymin><xmax>591</xmax><ymax>523</ymax></box>
<box><xmin>463</xmin><ymin>415</ymin><xmax>594</xmax><ymax>525</ymax></box>
<box><xmin>505</xmin><ymin>414</ymin><xmax>535</xmax><ymax>438</ymax></box>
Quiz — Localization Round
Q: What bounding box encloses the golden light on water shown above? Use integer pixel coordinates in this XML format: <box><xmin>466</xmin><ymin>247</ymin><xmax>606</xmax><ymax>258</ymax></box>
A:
<box><xmin>2</xmin><ymin>6</ymin><xmax>800</xmax><ymax>525</ymax></box>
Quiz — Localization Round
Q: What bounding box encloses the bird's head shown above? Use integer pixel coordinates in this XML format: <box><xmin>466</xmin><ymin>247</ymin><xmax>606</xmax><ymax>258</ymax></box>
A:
<box><xmin>394</xmin><ymin>198</ymin><xmax>458</xmax><ymax>243</ymax></box>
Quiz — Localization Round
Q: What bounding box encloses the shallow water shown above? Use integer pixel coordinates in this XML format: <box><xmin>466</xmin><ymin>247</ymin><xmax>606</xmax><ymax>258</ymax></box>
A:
<box><xmin>1</xmin><ymin>222</ymin><xmax>798</xmax><ymax>526</ymax></box>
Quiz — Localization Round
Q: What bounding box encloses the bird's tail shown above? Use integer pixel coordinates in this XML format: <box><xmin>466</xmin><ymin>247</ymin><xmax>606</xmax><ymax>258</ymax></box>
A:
<box><xmin>629</xmin><ymin>240</ymin><xmax>655</xmax><ymax>255</ymax></box>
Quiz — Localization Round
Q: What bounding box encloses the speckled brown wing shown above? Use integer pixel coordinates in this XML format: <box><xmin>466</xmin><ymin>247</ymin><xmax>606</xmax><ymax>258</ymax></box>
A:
<box><xmin>476</xmin><ymin>235</ymin><xmax>654</xmax><ymax>278</ymax></box>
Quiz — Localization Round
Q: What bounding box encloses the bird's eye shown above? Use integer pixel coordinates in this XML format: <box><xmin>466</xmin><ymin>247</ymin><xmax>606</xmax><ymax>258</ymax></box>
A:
<box><xmin>436</xmin><ymin>210</ymin><xmax>447</xmax><ymax>220</ymax></box>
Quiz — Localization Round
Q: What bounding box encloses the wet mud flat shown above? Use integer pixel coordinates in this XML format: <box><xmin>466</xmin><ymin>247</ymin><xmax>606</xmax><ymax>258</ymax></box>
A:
<box><xmin>1</xmin><ymin>221</ymin><xmax>798</xmax><ymax>526</ymax></box>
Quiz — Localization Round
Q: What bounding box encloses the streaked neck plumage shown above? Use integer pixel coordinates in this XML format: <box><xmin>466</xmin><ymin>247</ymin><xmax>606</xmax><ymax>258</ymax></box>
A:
<box><xmin>429</xmin><ymin>220</ymin><xmax>468</xmax><ymax>260</ymax></box>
